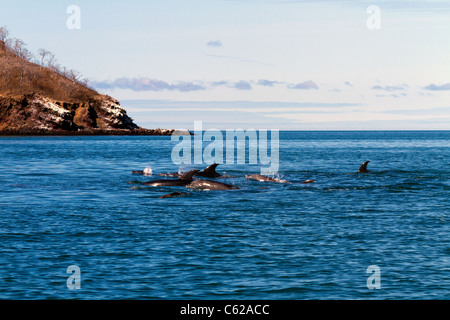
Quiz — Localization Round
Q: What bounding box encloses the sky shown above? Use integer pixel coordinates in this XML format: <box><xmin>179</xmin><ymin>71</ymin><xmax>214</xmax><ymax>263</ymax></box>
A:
<box><xmin>1</xmin><ymin>0</ymin><xmax>450</xmax><ymax>130</ymax></box>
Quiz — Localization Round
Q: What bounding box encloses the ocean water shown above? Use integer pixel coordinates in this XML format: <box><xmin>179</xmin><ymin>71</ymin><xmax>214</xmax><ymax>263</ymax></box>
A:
<box><xmin>0</xmin><ymin>131</ymin><xmax>448</xmax><ymax>300</ymax></box>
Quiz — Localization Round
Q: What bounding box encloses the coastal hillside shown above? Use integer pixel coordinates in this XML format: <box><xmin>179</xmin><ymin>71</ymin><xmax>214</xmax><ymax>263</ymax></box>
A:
<box><xmin>0</xmin><ymin>27</ymin><xmax>172</xmax><ymax>135</ymax></box>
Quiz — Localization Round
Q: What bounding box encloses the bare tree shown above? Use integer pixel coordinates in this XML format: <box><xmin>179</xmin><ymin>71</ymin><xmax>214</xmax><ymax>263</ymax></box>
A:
<box><xmin>45</xmin><ymin>52</ymin><xmax>58</xmax><ymax>69</ymax></box>
<box><xmin>11</xmin><ymin>38</ymin><xmax>25</xmax><ymax>55</ymax></box>
<box><xmin>67</xmin><ymin>69</ymin><xmax>81</xmax><ymax>81</ymax></box>
<box><xmin>37</xmin><ymin>48</ymin><xmax>51</xmax><ymax>66</ymax></box>
<box><xmin>79</xmin><ymin>77</ymin><xmax>90</xmax><ymax>88</ymax></box>
<box><xmin>20</xmin><ymin>47</ymin><xmax>33</xmax><ymax>61</ymax></box>
<box><xmin>8</xmin><ymin>38</ymin><xmax>31</xmax><ymax>60</ymax></box>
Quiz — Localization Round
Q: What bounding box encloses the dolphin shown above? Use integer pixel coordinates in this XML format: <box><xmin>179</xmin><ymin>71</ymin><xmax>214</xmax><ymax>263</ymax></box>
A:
<box><xmin>132</xmin><ymin>167</ymin><xmax>152</xmax><ymax>176</ymax></box>
<box><xmin>187</xmin><ymin>179</ymin><xmax>239</xmax><ymax>190</ymax></box>
<box><xmin>245</xmin><ymin>174</ymin><xmax>289</xmax><ymax>183</ymax></box>
<box><xmin>157</xmin><ymin>172</ymin><xmax>182</xmax><ymax>178</ymax></box>
<box><xmin>159</xmin><ymin>164</ymin><xmax>225</xmax><ymax>178</ymax></box>
<box><xmin>159</xmin><ymin>191</ymin><xmax>189</xmax><ymax>198</ymax></box>
<box><xmin>143</xmin><ymin>170</ymin><xmax>199</xmax><ymax>187</ymax></box>
<box><xmin>194</xmin><ymin>163</ymin><xmax>222</xmax><ymax>178</ymax></box>
<box><xmin>357</xmin><ymin>161</ymin><xmax>370</xmax><ymax>173</ymax></box>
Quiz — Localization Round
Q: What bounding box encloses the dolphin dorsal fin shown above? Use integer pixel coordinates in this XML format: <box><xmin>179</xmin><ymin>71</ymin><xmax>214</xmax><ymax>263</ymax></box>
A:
<box><xmin>179</xmin><ymin>169</ymin><xmax>200</xmax><ymax>181</ymax></box>
<box><xmin>200</xmin><ymin>163</ymin><xmax>219</xmax><ymax>174</ymax></box>
<box><xmin>358</xmin><ymin>161</ymin><xmax>370</xmax><ymax>173</ymax></box>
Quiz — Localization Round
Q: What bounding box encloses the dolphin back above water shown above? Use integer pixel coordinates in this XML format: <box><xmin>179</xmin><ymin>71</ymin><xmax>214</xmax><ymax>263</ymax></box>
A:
<box><xmin>143</xmin><ymin>170</ymin><xmax>200</xmax><ymax>187</ymax></box>
<box><xmin>245</xmin><ymin>174</ymin><xmax>289</xmax><ymax>183</ymax></box>
<box><xmin>187</xmin><ymin>179</ymin><xmax>239</xmax><ymax>190</ymax></box>
<box><xmin>157</xmin><ymin>172</ymin><xmax>181</xmax><ymax>178</ymax></box>
<box><xmin>194</xmin><ymin>163</ymin><xmax>222</xmax><ymax>178</ymax></box>
<box><xmin>159</xmin><ymin>191</ymin><xmax>189</xmax><ymax>198</ymax></box>
<box><xmin>157</xmin><ymin>163</ymin><xmax>221</xmax><ymax>178</ymax></box>
<box><xmin>357</xmin><ymin>161</ymin><xmax>370</xmax><ymax>173</ymax></box>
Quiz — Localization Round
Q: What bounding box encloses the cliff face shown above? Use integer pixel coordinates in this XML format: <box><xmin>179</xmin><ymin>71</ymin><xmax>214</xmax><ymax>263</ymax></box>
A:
<box><xmin>0</xmin><ymin>92</ymin><xmax>175</xmax><ymax>135</ymax></box>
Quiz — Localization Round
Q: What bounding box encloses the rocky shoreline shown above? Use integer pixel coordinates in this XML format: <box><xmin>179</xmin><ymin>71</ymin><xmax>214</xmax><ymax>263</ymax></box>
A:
<box><xmin>0</xmin><ymin>93</ymin><xmax>183</xmax><ymax>136</ymax></box>
<box><xmin>0</xmin><ymin>127</ymin><xmax>177</xmax><ymax>136</ymax></box>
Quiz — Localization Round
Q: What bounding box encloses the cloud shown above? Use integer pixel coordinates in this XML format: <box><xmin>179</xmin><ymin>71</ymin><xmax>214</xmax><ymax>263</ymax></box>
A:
<box><xmin>207</xmin><ymin>40</ymin><xmax>223</xmax><ymax>47</ymax></box>
<box><xmin>423</xmin><ymin>83</ymin><xmax>450</xmax><ymax>91</ymax></box>
<box><xmin>377</xmin><ymin>107</ymin><xmax>450</xmax><ymax>115</ymax></box>
<box><xmin>123</xmin><ymin>100</ymin><xmax>362</xmax><ymax>110</ymax></box>
<box><xmin>257</xmin><ymin>79</ymin><xmax>282</xmax><ymax>87</ymax></box>
<box><xmin>371</xmin><ymin>85</ymin><xmax>406</xmax><ymax>92</ymax></box>
<box><xmin>375</xmin><ymin>93</ymin><xmax>408</xmax><ymax>98</ymax></box>
<box><xmin>172</xmin><ymin>82</ymin><xmax>207</xmax><ymax>92</ymax></box>
<box><xmin>233</xmin><ymin>80</ymin><xmax>252</xmax><ymax>90</ymax></box>
<box><xmin>288</xmin><ymin>81</ymin><xmax>319</xmax><ymax>90</ymax></box>
<box><xmin>344</xmin><ymin>81</ymin><xmax>353</xmax><ymax>87</ymax></box>
<box><xmin>210</xmin><ymin>80</ymin><xmax>230</xmax><ymax>87</ymax></box>
<box><xmin>91</xmin><ymin>77</ymin><xmax>206</xmax><ymax>92</ymax></box>
<box><xmin>92</xmin><ymin>78</ymin><xmax>325</xmax><ymax>92</ymax></box>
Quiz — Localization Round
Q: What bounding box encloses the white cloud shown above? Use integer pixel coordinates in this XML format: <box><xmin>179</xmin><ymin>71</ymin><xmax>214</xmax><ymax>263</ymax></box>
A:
<box><xmin>91</xmin><ymin>78</ymin><xmax>206</xmax><ymax>92</ymax></box>
<box><xmin>423</xmin><ymin>83</ymin><xmax>450</xmax><ymax>91</ymax></box>
<box><xmin>207</xmin><ymin>40</ymin><xmax>223</xmax><ymax>47</ymax></box>
<box><xmin>288</xmin><ymin>81</ymin><xmax>319</xmax><ymax>90</ymax></box>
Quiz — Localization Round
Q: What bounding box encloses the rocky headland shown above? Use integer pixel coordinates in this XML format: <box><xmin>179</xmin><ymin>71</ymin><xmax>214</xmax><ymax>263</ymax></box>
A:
<box><xmin>0</xmin><ymin>27</ymin><xmax>178</xmax><ymax>136</ymax></box>
<box><xmin>0</xmin><ymin>92</ymin><xmax>175</xmax><ymax>136</ymax></box>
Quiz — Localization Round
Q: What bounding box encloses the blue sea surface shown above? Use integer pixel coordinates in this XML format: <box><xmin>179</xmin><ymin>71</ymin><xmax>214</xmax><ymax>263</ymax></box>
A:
<box><xmin>0</xmin><ymin>131</ymin><xmax>448</xmax><ymax>299</ymax></box>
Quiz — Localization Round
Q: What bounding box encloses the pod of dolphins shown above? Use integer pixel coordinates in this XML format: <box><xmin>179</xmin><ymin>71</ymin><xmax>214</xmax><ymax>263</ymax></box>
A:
<box><xmin>131</xmin><ymin>161</ymin><xmax>372</xmax><ymax>198</ymax></box>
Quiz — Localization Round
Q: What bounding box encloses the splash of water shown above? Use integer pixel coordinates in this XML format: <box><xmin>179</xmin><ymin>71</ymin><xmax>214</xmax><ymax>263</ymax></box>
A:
<box><xmin>144</xmin><ymin>167</ymin><xmax>153</xmax><ymax>176</ymax></box>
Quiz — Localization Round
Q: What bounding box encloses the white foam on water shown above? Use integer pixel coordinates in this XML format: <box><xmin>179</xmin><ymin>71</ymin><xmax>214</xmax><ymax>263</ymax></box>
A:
<box><xmin>143</xmin><ymin>167</ymin><xmax>153</xmax><ymax>176</ymax></box>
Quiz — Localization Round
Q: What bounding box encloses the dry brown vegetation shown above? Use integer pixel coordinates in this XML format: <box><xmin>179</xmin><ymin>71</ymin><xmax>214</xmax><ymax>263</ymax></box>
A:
<box><xmin>0</xmin><ymin>26</ymin><xmax>97</xmax><ymax>102</ymax></box>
